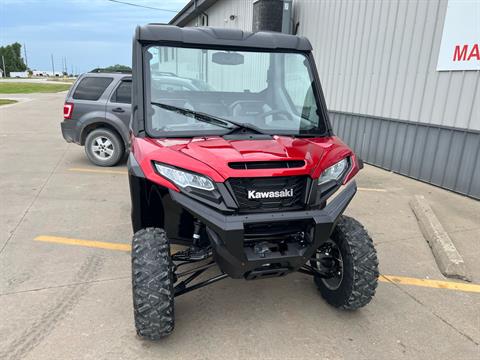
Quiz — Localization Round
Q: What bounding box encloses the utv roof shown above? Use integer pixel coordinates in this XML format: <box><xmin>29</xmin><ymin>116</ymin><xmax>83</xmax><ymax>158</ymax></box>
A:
<box><xmin>135</xmin><ymin>24</ymin><xmax>312</xmax><ymax>51</ymax></box>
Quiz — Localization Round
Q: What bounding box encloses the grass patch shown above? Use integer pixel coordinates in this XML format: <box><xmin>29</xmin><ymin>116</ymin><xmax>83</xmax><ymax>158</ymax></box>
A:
<box><xmin>0</xmin><ymin>99</ymin><xmax>18</xmax><ymax>106</ymax></box>
<box><xmin>0</xmin><ymin>82</ymin><xmax>71</xmax><ymax>94</ymax></box>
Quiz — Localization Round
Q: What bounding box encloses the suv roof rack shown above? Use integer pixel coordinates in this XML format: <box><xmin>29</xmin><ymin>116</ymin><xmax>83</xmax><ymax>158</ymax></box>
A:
<box><xmin>89</xmin><ymin>68</ymin><xmax>132</xmax><ymax>74</ymax></box>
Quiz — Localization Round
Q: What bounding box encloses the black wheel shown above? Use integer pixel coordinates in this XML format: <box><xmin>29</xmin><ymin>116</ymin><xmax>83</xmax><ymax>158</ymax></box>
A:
<box><xmin>132</xmin><ymin>228</ymin><xmax>174</xmax><ymax>340</ymax></box>
<box><xmin>312</xmin><ymin>216</ymin><xmax>379</xmax><ymax>309</ymax></box>
<box><xmin>85</xmin><ymin>128</ymin><xmax>124</xmax><ymax>166</ymax></box>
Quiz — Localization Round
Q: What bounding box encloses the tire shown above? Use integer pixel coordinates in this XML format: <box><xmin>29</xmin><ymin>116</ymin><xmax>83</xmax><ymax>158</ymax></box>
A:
<box><xmin>132</xmin><ymin>228</ymin><xmax>175</xmax><ymax>340</ymax></box>
<box><xmin>85</xmin><ymin>128</ymin><xmax>124</xmax><ymax>167</ymax></box>
<box><xmin>313</xmin><ymin>216</ymin><xmax>379</xmax><ymax>309</ymax></box>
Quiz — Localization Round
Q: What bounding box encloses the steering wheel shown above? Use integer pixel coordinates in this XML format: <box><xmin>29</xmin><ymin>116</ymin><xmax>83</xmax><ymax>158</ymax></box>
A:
<box><xmin>257</xmin><ymin>110</ymin><xmax>293</xmax><ymax>121</ymax></box>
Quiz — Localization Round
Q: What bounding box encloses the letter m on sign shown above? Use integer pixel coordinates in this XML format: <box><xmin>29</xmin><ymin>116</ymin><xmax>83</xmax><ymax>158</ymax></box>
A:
<box><xmin>453</xmin><ymin>45</ymin><xmax>468</xmax><ymax>61</ymax></box>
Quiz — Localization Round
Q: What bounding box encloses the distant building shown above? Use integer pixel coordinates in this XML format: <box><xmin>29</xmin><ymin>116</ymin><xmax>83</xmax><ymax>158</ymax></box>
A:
<box><xmin>30</xmin><ymin>70</ymin><xmax>63</xmax><ymax>77</ymax></box>
<box><xmin>32</xmin><ymin>70</ymin><xmax>49</xmax><ymax>77</ymax></box>
<box><xmin>9</xmin><ymin>71</ymin><xmax>29</xmax><ymax>78</ymax></box>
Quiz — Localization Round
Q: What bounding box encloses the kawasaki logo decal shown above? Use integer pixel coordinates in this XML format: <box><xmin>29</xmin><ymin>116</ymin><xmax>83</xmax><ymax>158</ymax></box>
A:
<box><xmin>247</xmin><ymin>189</ymin><xmax>294</xmax><ymax>199</ymax></box>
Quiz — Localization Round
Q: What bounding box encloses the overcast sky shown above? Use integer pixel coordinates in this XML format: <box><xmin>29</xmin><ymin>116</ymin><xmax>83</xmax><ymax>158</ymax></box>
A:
<box><xmin>0</xmin><ymin>0</ymin><xmax>189</xmax><ymax>73</ymax></box>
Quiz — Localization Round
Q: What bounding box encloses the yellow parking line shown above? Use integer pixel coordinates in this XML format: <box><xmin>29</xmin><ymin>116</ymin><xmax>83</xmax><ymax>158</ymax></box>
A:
<box><xmin>68</xmin><ymin>167</ymin><xmax>127</xmax><ymax>175</ymax></box>
<box><xmin>357</xmin><ymin>187</ymin><xmax>387</xmax><ymax>192</ymax></box>
<box><xmin>35</xmin><ymin>235</ymin><xmax>479</xmax><ymax>294</ymax></box>
<box><xmin>35</xmin><ymin>235</ymin><xmax>130</xmax><ymax>252</ymax></box>
<box><xmin>379</xmin><ymin>275</ymin><xmax>480</xmax><ymax>293</ymax></box>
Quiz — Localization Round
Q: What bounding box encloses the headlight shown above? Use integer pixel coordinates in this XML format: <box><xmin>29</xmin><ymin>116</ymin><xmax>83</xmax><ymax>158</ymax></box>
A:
<box><xmin>318</xmin><ymin>158</ymin><xmax>348</xmax><ymax>185</ymax></box>
<box><xmin>154</xmin><ymin>163</ymin><xmax>215</xmax><ymax>191</ymax></box>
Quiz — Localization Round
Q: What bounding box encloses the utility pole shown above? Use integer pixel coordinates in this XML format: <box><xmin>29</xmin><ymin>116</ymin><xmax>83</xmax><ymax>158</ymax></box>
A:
<box><xmin>23</xmin><ymin>43</ymin><xmax>28</xmax><ymax>68</ymax></box>
<box><xmin>1</xmin><ymin>56</ymin><xmax>5</xmax><ymax>77</ymax></box>
<box><xmin>51</xmin><ymin>54</ymin><xmax>55</xmax><ymax>76</ymax></box>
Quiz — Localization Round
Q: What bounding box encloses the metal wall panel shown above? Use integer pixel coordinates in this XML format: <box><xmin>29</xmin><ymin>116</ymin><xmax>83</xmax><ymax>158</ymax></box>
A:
<box><xmin>330</xmin><ymin>111</ymin><xmax>480</xmax><ymax>199</ymax></box>
<box><xmin>294</xmin><ymin>0</ymin><xmax>480</xmax><ymax>131</ymax></box>
<box><xmin>187</xmin><ymin>0</ymin><xmax>479</xmax><ymax>130</ymax></box>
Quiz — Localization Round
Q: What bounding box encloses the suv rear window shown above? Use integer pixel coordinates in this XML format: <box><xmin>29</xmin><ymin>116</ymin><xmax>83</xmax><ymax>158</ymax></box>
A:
<box><xmin>73</xmin><ymin>77</ymin><xmax>113</xmax><ymax>101</ymax></box>
<box><xmin>111</xmin><ymin>81</ymin><xmax>132</xmax><ymax>104</ymax></box>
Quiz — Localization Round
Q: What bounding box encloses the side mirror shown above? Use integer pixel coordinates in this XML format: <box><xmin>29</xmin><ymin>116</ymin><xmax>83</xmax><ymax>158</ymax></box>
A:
<box><xmin>212</xmin><ymin>52</ymin><xmax>244</xmax><ymax>65</ymax></box>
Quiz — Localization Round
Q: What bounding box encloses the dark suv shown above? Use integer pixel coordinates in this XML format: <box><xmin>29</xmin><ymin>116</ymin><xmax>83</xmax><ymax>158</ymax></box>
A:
<box><xmin>61</xmin><ymin>72</ymin><xmax>132</xmax><ymax>166</ymax></box>
<box><xmin>61</xmin><ymin>71</ymin><xmax>217</xmax><ymax>166</ymax></box>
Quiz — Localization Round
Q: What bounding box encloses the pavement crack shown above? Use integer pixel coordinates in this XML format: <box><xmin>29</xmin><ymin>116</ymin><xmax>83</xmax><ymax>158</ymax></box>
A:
<box><xmin>0</xmin><ymin>255</ymin><xmax>105</xmax><ymax>360</ymax></box>
<box><xmin>0</xmin><ymin>144</ymin><xmax>70</xmax><ymax>257</ymax></box>
<box><xmin>430</xmin><ymin>310</ymin><xmax>479</xmax><ymax>346</ymax></box>
<box><xmin>383</xmin><ymin>276</ymin><xmax>479</xmax><ymax>346</ymax></box>
<box><xmin>448</xmin><ymin>226</ymin><xmax>480</xmax><ymax>235</ymax></box>
<box><xmin>374</xmin><ymin>234</ymin><xmax>423</xmax><ymax>245</ymax></box>
<box><xmin>0</xmin><ymin>275</ymin><xmax>129</xmax><ymax>297</ymax></box>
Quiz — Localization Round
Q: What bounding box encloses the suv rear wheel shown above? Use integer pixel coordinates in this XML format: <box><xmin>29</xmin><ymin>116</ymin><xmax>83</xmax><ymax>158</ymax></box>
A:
<box><xmin>85</xmin><ymin>128</ymin><xmax>124</xmax><ymax>166</ymax></box>
<box><xmin>312</xmin><ymin>216</ymin><xmax>379</xmax><ymax>309</ymax></box>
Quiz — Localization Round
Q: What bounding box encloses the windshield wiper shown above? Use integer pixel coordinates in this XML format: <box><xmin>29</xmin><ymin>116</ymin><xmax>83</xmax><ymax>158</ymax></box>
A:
<box><xmin>151</xmin><ymin>102</ymin><xmax>233</xmax><ymax>130</ymax></box>
<box><xmin>150</xmin><ymin>102</ymin><xmax>267</xmax><ymax>135</ymax></box>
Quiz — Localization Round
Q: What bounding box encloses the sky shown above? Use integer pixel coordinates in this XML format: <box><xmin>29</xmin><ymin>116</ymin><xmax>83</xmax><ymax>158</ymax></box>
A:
<box><xmin>0</xmin><ymin>0</ymin><xmax>189</xmax><ymax>74</ymax></box>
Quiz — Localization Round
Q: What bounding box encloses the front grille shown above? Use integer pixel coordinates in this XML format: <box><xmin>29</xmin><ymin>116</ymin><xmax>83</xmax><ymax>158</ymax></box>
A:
<box><xmin>244</xmin><ymin>220</ymin><xmax>309</xmax><ymax>242</ymax></box>
<box><xmin>227</xmin><ymin>176</ymin><xmax>308</xmax><ymax>213</ymax></box>
<box><xmin>229</xmin><ymin>160</ymin><xmax>305</xmax><ymax>170</ymax></box>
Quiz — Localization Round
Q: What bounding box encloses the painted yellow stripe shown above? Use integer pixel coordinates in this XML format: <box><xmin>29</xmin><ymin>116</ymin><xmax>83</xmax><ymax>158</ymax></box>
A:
<box><xmin>35</xmin><ymin>235</ymin><xmax>479</xmax><ymax>293</ymax></box>
<box><xmin>35</xmin><ymin>235</ymin><xmax>185</xmax><ymax>253</ymax></box>
<box><xmin>68</xmin><ymin>167</ymin><xmax>127</xmax><ymax>175</ymax></box>
<box><xmin>380</xmin><ymin>274</ymin><xmax>480</xmax><ymax>293</ymax></box>
<box><xmin>35</xmin><ymin>235</ymin><xmax>130</xmax><ymax>252</ymax></box>
<box><xmin>357</xmin><ymin>187</ymin><xmax>387</xmax><ymax>192</ymax></box>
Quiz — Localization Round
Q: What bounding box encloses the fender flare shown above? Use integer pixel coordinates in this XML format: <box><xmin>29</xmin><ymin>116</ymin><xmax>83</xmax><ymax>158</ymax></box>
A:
<box><xmin>79</xmin><ymin>116</ymin><xmax>129</xmax><ymax>147</ymax></box>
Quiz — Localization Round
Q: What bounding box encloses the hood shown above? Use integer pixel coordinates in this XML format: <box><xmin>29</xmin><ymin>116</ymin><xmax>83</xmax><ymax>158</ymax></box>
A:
<box><xmin>151</xmin><ymin>135</ymin><xmax>352</xmax><ymax>180</ymax></box>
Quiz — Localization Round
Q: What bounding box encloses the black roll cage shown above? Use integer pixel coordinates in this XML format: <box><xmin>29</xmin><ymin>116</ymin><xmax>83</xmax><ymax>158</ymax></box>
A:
<box><xmin>131</xmin><ymin>26</ymin><xmax>334</xmax><ymax>138</ymax></box>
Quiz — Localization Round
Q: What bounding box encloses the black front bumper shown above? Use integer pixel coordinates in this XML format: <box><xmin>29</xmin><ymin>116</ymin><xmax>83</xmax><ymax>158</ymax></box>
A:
<box><xmin>170</xmin><ymin>181</ymin><xmax>357</xmax><ymax>278</ymax></box>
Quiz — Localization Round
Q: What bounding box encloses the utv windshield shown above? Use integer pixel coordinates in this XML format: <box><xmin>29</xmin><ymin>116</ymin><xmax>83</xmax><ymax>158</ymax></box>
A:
<box><xmin>144</xmin><ymin>46</ymin><xmax>327</xmax><ymax>137</ymax></box>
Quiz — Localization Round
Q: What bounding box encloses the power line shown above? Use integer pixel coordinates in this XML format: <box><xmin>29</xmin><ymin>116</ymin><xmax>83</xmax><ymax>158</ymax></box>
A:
<box><xmin>106</xmin><ymin>0</ymin><xmax>179</xmax><ymax>13</ymax></box>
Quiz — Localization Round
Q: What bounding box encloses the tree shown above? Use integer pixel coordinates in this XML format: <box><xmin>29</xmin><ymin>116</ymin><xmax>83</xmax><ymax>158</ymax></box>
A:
<box><xmin>0</xmin><ymin>42</ymin><xmax>27</xmax><ymax>76</ymax></box>
<box><xmin>91</xmin><ymin>64</ymin><xmax>131</xmax><ymax>73</ymax></box>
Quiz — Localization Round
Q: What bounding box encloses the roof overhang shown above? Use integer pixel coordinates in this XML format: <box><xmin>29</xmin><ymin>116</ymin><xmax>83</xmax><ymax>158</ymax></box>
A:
<box><xmin>169</xmin><ymin>0</ymin><xmax>218</xmax><ymax>27</ymax></box>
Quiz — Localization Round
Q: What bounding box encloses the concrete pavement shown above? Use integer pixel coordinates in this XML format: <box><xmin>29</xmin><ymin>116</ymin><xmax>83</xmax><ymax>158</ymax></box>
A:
<box><xmin>0</xmin><ymin>92</ymin><xmax>479</xmax><ymax>359</ymax></box>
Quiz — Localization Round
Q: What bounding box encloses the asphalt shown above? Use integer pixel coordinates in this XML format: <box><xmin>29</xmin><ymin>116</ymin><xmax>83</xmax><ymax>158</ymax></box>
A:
<box><xmin>0</xmin><ymin>92</ymin><xmax>479</xmax><ymax>360</ymax></box>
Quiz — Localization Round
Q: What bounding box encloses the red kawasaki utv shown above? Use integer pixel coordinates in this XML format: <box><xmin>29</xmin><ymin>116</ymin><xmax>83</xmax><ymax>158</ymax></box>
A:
<box><xmin>129</xmin><ymin>25</ymin><xmax>379</xmax><ymax>339</ymax></box>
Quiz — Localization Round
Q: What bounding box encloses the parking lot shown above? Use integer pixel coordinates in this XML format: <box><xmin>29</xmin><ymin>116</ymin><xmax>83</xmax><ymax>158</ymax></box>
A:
<box><xmin>0</xmin><ymin>92</ymin><xmax>479</xmax><ymax>359</ymax></box>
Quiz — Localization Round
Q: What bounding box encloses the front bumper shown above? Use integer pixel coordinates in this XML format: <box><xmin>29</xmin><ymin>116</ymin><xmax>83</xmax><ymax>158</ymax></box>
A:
<box><xmin>169</xmin><ymin>181</ymin><xmax>357</xmax><ymax>278</ymax></box>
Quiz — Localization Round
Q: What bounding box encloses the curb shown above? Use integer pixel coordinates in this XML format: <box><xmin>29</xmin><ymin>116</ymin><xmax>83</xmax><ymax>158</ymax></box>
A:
<box><xmin>409</xmin><ymin>195</ymin><xmax>471</xmax><ymax>282</ymax></box>
<box><xmin>0</xmin><ymin>97</ymin><xmax>32</xmax><ymax>109</ymax></box>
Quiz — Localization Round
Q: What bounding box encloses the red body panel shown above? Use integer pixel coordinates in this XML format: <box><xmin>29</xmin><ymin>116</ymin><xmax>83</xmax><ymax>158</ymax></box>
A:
<box><xmin>131</xmin><ymin>135</ymin><xmax>360</xmax><ymax>191</ymax></box>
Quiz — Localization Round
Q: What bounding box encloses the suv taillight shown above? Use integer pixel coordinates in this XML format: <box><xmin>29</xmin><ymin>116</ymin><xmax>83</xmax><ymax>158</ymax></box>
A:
<box><xmin>63</xmin><ymin>102</ymin><xmax>74</xmax><ymax>119</ymax></box>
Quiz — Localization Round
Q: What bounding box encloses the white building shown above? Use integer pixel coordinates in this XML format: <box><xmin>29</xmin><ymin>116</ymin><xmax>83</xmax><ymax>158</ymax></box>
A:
<box><xmin>170</xmin><ymin>0</ymin><xmax>480</xmax><ymax>199</ymax></box>
<box><xmin>32</xmin><ymin>70</ymin><xmax>49</xmax><ymax>77</ymax></box>
<box><xmin>9</xmin><ymin>71</ymin><xmax>29</xmax><ymax>78</ymax></box>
